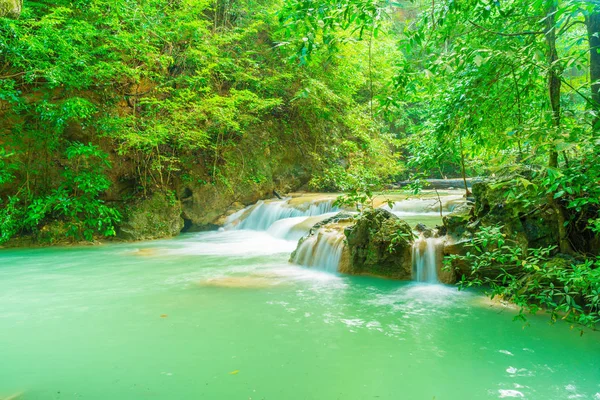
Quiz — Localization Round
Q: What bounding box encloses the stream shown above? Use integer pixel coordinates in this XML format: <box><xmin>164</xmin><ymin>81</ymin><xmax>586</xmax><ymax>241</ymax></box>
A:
<box><xmin>1</xmin><ymin>193</ymin><xmax>599</xmax><ymax>399</ymax></box>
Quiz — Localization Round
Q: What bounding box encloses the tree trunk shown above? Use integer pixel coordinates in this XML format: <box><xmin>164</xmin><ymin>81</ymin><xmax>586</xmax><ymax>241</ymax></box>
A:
<box><xmin>544</xmin><ymin>0</ymin><xmax>572</xmax><ymax>254</ymax></box>
<box><xmin>458</xmin><ymin>132</ymin><xmax>471</xmax><ymax>197</ymax></box>
<box><xmin>0</xmin><ymin>0</ymin><xmax>21</xmax><ymax>18</ymax></box>
<box><xmin>587</xmin><ymin>10</ymin><xmax>600</xmax><ymax>130</ymax></box>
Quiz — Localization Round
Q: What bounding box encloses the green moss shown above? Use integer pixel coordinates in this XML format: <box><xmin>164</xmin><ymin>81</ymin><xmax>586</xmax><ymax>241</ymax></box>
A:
<box><xmin>118</xmin><ymin>192</ymin><xmax>184</xmax><ymax>241</ymax></box>
<box><xmin>344</xmin><ymin>208</ymin><xmax>414</xmax><ymax>279</ymax></box>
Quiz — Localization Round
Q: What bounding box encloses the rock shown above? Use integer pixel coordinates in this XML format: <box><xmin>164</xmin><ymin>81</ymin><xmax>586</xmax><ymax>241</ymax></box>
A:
<box><xmin>118</xmin><ymin>192</ymin><xmax>184</xmax><ymax>241</ymax></box>
<box><xmin>443</xmin><ymin>202</ymin><xmax>474</xmax><ymax>239</ymax></box>
<box><xmin>414</xmin><ymin>223</ymin><xmax>433</xmax><ymax>238</ymax></box>
<box><xmin>0</xmin><ymin>0</ymin><xmax>21</xmax><ymax>18</ymax></box>
<box><xmin>310</xmin><ymin>212</ymin><xmax>354</xmax><ymax>232</ymax></box>
<box><xmin>442</xmin><ymin>238</ymin><xmax>472</xmax><ymax>277</ymax></box>
<box><xmin>471</xmin><ymin>180</ymin><xmax>558</xmax><ymax>250</ymax></box>
<box><xmin>343</xmin><ymin>208</ymin><xmax>415</xmax><ymax>279</ymax></box>
<box><xmin>210</xmin><ymin>202</ymin><xmax>246</xmax><ymax>228</ymax></box>
<box><xmin>435</xmin><ymin>225</ymin><xmax>447</xmax><ymax>237</ymax></box>
<box><xmin>444</xmin><ymin>180</ymin><xmax>559</xmax><ymax>251</ymax></box>
<box><xmin>441</xmin><ymin>179</ymin><xmax>566</xmax><ymax>281</ymax></box>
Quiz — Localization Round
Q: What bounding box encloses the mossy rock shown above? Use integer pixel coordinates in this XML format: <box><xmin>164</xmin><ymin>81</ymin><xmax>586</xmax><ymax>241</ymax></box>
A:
<box><xmin>0</xmin><ymin>0</ymin><xmax>21</xmax><ymax>18</ymax></box>
<box><xmin>473</xmin><ymin>181</ymin><xmax>558</xmax><ymax>249</ymax></box>
<box><xmin>444</xmin><ymin>180</ymin><xmax>558</xmax><ymax>252</ymax></box>
<box><xmin>118</xmin><ymin>192</ymin><xmax>184</xmax><ymax>241</ymax></box>
<box><xmin>344</xmin><ymin>208</ymin><xmax>414</xmax><ymax>279</ymax></box>
<box><xmin>443</xmin><ymin>202</ymin><xmax>475</xmax><ymax>239</ymax></box>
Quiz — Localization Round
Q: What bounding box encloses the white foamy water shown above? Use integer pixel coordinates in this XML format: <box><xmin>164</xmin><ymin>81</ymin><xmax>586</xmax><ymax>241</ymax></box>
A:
<box><xmin>292</xmin><ymin>230</ymin><xmax>346</xmax><ymax>273</ymax></box>
<box><xmin>227</xmin><ymin>198</ymin><xmax>339</xmax><ymax>231</ymax></box>
<box><xmin>382</xmin><ymin>195</ymin><xmax>464</xmax><ymax>216</ymax></box>
<box><xmin>167</xmin><ymin>231</ymin><xmax>298</xmax><ymax>256</ymax></box>
<box><xmin>412</xmin><ymin>235</ymin><xmax>444</xmax><ymax>283</ymax></box>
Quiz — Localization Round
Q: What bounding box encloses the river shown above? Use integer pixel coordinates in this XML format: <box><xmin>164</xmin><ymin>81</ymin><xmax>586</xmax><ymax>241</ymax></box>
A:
<box><xmin>1</xmin><ymin>194</ymin><xmax>599</xmax><ymax>399</ymax></box>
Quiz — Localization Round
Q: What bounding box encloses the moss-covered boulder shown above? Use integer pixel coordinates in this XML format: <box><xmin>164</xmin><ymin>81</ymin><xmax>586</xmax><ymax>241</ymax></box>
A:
<box><xmin>118</xmin><ymin>192</ymin><xmax>184</xmax><ymax>241</ymax></box>
<box><xmin>343</xmin><ymin>208</ymin><xmax>414</xmax><ymax>279</ymax></box>
<box><xmin>472</xmin><ymin>180</ymin><xmax>558</xmax><ymax>249</ymax></box>
<box><xmin>442</xmin><ymin>179</ymin><xmax>563</xmax><ymax>279</ymax></box>
<box><xmin>0</xmin><ymin>0</ymin><xmax>21</xmax><ymax>18</ymax></box>
<box><xmin>443</xmin><ymin>202</ymin><xmax>475</xmax><ymax>239</ymax></box>
<box><xmin>444</xmin><ymin>180</ymin><xmax>558</xmax><ymax>251</ymax></box>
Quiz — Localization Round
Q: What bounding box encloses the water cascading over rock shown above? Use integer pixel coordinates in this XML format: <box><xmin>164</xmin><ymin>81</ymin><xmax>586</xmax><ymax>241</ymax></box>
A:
<box><xmin>226</xmin><ymin>198</ymin><xmax>339</xmax><ymax>231</ymax></box>
<box><xmin>289</xmin><ymin>213</ymin><xmax>353</xmax><ymax>272</ymax></box>
<box><xmin>291</xmin><ymin>230</ymin><xmax>347</xmax><ymax>273</ymax></box>
<box><xmin>412</xmin><ymin>235</ymin><xmax>444</xmax><ymax>283</ymax></box>
<box><xmin>382</xmin><ymin>195</ymin><xmax>464</xmax><ymax>215</ymax></box>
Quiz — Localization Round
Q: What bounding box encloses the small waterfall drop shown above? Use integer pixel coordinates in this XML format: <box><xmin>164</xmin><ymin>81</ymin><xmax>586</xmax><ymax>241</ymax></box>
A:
<box><xmin>383</xmin><ymin>195</ymin><xmax>464</xmax><ymax>215</ymax></box>
<box><xmin>292</xmin><ymin>230</ymin><xmax>346</xmax><ymax>273</ymax></box>
<box><xmin>412</xmin><ymin>235</ymin><xmax>444</xmax><ymax>283</ymax></box>
<box><xmin>226</xmin><ymin>199</ymin><xmax>339</xmax><ymax>232</ymax></box>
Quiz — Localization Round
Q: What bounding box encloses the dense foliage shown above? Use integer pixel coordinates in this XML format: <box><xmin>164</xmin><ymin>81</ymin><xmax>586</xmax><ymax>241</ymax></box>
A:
<box><xmin>1</xmin><ymin>0</ymin><xmax>599</xmax><ymax>327</ymax></box>
<box><xmin>0</xmin><ymin>0</ymin><xmax>401</xmax><ymax>243</ymax></box>
<box><xmin>279</xmin><ymin>0</ymin><xmax>600</xmax><ymax>328</ymax></box>
<box><xmin>448</xmin><ymin>225</ymin><xmax>600</xmax><ymax>330</ymax></box>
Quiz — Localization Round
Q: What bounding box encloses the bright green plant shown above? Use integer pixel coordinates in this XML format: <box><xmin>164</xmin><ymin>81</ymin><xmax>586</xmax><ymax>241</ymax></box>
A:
<box><xmin>0</xmin><ymin>143</ymin><xmax>120</xmax><ymax>243</ymax></box>
<box><xmin>447</xmin><ymin>225</ymin><xmax>600</xmax><ymax>331</ymax></box>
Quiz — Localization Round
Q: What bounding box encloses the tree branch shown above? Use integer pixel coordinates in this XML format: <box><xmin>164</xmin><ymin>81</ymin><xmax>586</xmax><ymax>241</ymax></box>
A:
<box><xmin>468</xmin><ymin>20</ymin><xmax>544</xmax><ymax>37</ymax></box>
<box><xmin>558</xmin><ymin>19</ymin><xmax>586</xmax><ymax>36</ymax></box>
<box><xmin>561</xmin><ymin>78</ymin><xmax>597</xmax><ymax>108</ymax></box>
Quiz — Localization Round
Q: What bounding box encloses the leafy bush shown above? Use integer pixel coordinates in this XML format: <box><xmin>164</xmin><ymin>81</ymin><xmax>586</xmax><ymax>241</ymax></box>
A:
<box><xmin>0</xmin><ymin>143</ymin><xmax>120</xmax><ymax>243</ymax></box>
<box><xmin>447</xmin><ymin>225</ymin><xmax>600</xmax><ymax>330</ymax></box>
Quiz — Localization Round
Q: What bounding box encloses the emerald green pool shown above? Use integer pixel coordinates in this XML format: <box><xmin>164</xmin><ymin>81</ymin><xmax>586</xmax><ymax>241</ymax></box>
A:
<box><xmin>1</xmin><ymin>231</ymin><xmax>599</xmax><ymax>399</ymax></box>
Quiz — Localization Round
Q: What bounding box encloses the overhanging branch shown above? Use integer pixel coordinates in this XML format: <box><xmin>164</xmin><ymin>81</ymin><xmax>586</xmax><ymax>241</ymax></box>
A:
<box><xmin>468</xmin><ymin>20</ymin><xmax>544</xmax><ymax>37</ymax></box>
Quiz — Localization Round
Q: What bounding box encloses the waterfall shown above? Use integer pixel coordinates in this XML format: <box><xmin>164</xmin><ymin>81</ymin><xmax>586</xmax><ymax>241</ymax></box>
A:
<box><xmin>383</xmin><ymin>195</ymin><xmax>464</xmax><ymax>216</ymax></box>
<box><xmin>291</xmin><ymin>230</ymin><xmax>345</xmax><ymax>273</ymax></box>
<box><xmin>412</xmin><ymin>235</ymin><xmax>444</xmax><ymax>283</ymax></box>
<box><xmin>226</xmin><ymin>199</ymin><xmax>339</xmax><ymax>232</ymax></box>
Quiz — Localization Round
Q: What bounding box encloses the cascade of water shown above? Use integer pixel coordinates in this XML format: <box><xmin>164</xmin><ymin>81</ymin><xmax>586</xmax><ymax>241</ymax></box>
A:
<box><xmin>412</xmin><ymin>235</ymin><xmax>443</xmax><ymax>283</ymax></box>
<box><xmin>383</xmin><ymin>195</ymin><xmax>464</xmax><ymax>215</ymax></box>
<box><xmin>292</xmin><ymin>231</ymin><xmax>345</xmax><ymax>273</ymax></box>
<box><xmin>226</xmin><ymin>199</ymin><xmax>339</xmax><ymax>231</ymax></box>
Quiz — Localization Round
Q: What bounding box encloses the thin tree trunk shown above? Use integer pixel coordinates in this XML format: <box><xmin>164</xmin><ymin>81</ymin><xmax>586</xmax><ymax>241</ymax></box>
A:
<box><xmin>587</xmin><ymin>11</ymin><xmax>600</xmax><ymax>131</ymax></box>
<box><xmin>368</xmin><ymin>27</ymin><xmax>374</xmax><ymax>120</ymax></box>
<box><xmin>458</xmin><ymin>133</ymin><xmax>470</xmax><ymax>197</ymax></box>
<box><xmin>511</xmin><ymin>65</ymin><xmax>524</xmax><ymax>160</ymax></box>
<box><xmin>545</xmin><ymin>0</ymin><xmax>572</xmax><ymax>254</ymax></box>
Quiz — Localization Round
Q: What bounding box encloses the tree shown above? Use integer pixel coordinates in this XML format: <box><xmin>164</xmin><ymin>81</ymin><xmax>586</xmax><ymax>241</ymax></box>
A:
<box><xmin>587</xmin><ymin>8</ymin><xmax>600</xmax><ymax>129</ymax></box>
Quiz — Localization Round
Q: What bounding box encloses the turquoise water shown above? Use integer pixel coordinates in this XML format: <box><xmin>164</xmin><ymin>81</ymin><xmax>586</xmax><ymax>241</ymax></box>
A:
<box><xmin>1</xmin><ymin>231</ymin><xmax>599</xmax><ymax>399</ymax></box>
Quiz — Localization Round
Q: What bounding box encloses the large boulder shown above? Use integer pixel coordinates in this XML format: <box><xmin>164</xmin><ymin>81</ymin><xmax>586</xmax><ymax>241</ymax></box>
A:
<box><xmin>118</xmin><ymin>192</ymin><xmax>184</xmax><ymax>241</ymax></box>
<box><xmin>443</xmin><ymin>180</ymin><xmax>559</xmax><ymax>251</ymax></box>
<box><xmin>471</xmin><ymin>180</ymin><xmax>558</xmax><ymax>249</ymax></box>
<box><xmin>343</xmin><ymin>208</ymin><xmax>414</xmax><ymax>279</ymax></box>
<box><xmin>442</xmin><ymin>179</ymin><xmax>562</xmax><ymax>280</ymax></box>
<box><xmin>443</xmin><ymin>202</ymin><xmax>475</xmax><ymax>239</ymax></box>
<box><xmin>0</xmin><ymin>0</ymin><xmax>21</xmax><ymax>18</ymax></box>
